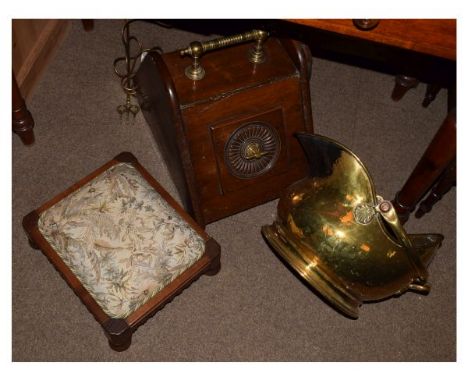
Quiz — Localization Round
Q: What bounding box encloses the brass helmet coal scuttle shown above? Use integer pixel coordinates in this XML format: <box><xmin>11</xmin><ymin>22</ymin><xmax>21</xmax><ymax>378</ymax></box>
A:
<box><xmin>262</xmin><ymin>133</ymin><xmax>443</xmax><ymax>318</ymax></box>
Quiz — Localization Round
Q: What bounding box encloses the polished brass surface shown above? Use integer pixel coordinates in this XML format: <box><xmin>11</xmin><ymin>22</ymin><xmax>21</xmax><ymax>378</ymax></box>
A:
<box><xmin>262</xmin><ymin>133</ymin><xmax>443</xmax><ymax>318</ymax></box>
<box><xmin>248</xmin><ymin>30</ymin><xmax>268</xmax><ymax>63</ymax></box>
<box><xmin>244</xmin><ymin>142</ymin><xmax>268</xmax><ymax>160</ymax></box>
<box><xmin>180</xmin><ymin>30</ymin><xmax>268</xmax><ymax>80</ymax></box>
<box><xmin>182</xmin><ymin>41</ymin><xmax>206</xmax><ymax>80</ymax></box>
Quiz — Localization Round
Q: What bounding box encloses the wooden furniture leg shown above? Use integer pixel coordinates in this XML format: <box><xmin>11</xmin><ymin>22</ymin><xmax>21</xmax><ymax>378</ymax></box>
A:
<box><xmin>12</xmin><ymin>72</ymin><xmax>35</xmax><ymax>145</ymax></box>
<box><xmin>393</xmin><ymin>110</ymin><xmax>456</xmax><ymax>223</ymax></box>
<box><xmin>81</xmin><ymin>20</ymin><xmax>94</xmax><ymax>31</ymax></box>
<box><xmin>391</xmin><ymin>75</ymin><xmax>419</xmax><ymax>101</ymax></box>
<box><xmin>102</xmin><ymin>319</ymin><xmax>133</xmax><ymax>352</ymax></box>
<box><xmin>204</xmin><ymin>241</ymin><xmax>222</xmax><ymax>276</ymax></box>
<box><xmin>415</xmin><ymin>159</ymin><xmax>456</xmax><ymax>218</ymax></box>
<box><xmin>422</xmin><ymin>83</ymin><xmax>442</xmax><ymax>107</ymax></box>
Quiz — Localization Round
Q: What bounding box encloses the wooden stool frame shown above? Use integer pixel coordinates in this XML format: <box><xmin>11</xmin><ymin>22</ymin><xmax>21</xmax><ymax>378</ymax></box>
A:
<box><xmin>22</xmin><ymin>152</ymin><xmax>221</xmax><ymax>351</ymax></box>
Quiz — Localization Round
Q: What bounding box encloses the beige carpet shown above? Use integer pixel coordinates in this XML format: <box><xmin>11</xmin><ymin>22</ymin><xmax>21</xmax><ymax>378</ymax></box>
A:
<box><xmin>12</xmin><ymin>20</ymin><xmax>456</xmax><ymax>361</ymax></box>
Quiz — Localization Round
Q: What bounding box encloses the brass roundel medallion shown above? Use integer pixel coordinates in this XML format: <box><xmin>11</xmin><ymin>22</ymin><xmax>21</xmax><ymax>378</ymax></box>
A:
<box><xmin>224</xmin><ymin>122</ymin><xmax>281</xmax><ymax>179</ymax></box>
<box><xmin>353</xmin><ymin>203</ymin><xmax>377</xmax><ymax>225</ymax></box>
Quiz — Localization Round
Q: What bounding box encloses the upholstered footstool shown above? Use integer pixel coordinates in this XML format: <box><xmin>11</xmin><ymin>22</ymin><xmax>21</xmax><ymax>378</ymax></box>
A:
<box><xmin>22</xmin><ymin>152</ymin><xmax>221</xmax><ymax>351</ymax></box>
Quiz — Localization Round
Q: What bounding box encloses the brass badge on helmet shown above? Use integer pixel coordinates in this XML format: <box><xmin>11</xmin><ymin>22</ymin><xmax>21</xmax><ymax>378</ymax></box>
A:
<box><xmin>353</xmin><ymin>203</ymin><xmax>377</xmax><ymax>225</ymax></box>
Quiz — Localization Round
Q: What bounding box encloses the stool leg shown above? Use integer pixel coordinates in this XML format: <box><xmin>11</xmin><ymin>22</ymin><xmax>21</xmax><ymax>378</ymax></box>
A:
<box><xmin>204</xmin><ymin>238</ymin><xmax>221</xmax><ymax>276</ymax></box>
<box><xmin>205</xmin><ymin>253</ymin><xmax>221</xmax><ymax>276</ymax></box>
<box><xmin>102</xmin><ymin>319</ymin><xmax>133</xmax><ymax>352</ymax></box>
<box><xmin>23</xmin><ymin>212</ymin><xmax>40</xmax><ymax>249</ymax></box>
<box><xmin>28</xmin><ymin>238</ymin><xmax>40</xmax><ymax>250</ymax></box>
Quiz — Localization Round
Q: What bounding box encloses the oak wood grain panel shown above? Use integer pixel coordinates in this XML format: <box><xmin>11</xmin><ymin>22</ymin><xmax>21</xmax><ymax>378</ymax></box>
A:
<box><xmin>12</xmin><ymin>19</ymin><xmax>49</xmax><ymax>70</ymax></box>
<box><xmin>12</xmin><ymin>19</ymin><xmax>70</xmax><ymax>98</ymax></box>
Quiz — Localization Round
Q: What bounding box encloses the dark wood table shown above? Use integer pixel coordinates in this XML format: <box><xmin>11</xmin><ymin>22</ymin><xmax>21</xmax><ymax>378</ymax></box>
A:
<box><xmin>287</xmin><ymin>19</ymin><xmax>455</xmax><ymax>60</ymax></box>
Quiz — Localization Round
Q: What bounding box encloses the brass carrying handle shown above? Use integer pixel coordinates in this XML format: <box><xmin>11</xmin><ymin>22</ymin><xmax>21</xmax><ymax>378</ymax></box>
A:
<box><xmin>377</xmin><ymin>199</ymin><xmax>430</xmax><ymax>286</ymax></box>
<box><xmin>376</xmin><ymin>199</ymin><xmax>413</xmax><ymax>249</ymax></box>
<box><xmin>179</xmin><ymin>29</ymin><xmax>269</xmax><ymax>80</ymax></box>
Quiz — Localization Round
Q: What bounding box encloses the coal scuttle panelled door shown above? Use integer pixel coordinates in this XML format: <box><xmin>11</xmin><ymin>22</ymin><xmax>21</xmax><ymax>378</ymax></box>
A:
<box><xmin>136</xmin><ymin>30</ymin><xmax>314</xmax><ymax>227</ymax></box>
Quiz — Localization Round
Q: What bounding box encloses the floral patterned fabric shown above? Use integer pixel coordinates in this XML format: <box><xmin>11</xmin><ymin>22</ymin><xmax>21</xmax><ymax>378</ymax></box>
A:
<box><xmin>38</xmin><ymin>162</ymin><xmax>205</xmax><ymax>319</ymax></box>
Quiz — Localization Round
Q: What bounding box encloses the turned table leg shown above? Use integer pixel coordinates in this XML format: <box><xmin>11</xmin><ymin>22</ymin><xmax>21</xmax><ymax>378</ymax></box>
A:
<box><xmin>422</xmin><ymin>83</ymin><xmax>442</xmax><ymax>108</ymax></box>
<box><xmin>415</xmin><ymin>159</ymin><xmax>456</xmax><ymax>219</ymax></box>
<box><xmin>12</xmin><ymin>73</ymin><xmax>35</xmax><ymax>145</ymax></box>
<box><xmin>81</xmin><ymin>19</ymin><xmax>94</xmax><ymax>31</ymax></box>
<box><xmin>393</xmin><ymin>110</ymin><xmax>456</xmax><ymax>223</ymax></box>
<box><xmin>391</xmin><ymin>75</ymin><xmax>419</xmax><ymax>101</ymax></box>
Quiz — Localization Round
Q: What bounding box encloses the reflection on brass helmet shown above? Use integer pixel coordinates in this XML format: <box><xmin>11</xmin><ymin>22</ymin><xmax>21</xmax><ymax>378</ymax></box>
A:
<box><xmin>262</xmin><ymin>133</ymin><xmax>443</xmax><ymax>318</ymax></box>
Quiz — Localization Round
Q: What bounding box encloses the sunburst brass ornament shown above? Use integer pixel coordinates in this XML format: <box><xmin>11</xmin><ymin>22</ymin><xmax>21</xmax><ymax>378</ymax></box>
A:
<box><xmin>224</xmin><ymin>123</ymin><xmax>281</xmax><ymax>179</ymax></box>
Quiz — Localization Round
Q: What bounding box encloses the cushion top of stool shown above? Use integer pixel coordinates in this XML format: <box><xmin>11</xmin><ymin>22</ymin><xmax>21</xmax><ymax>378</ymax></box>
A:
<box><xmin>38</xmin><ymin>162</ymin><xmax>205</xmax><ymax>319</ymax></box>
